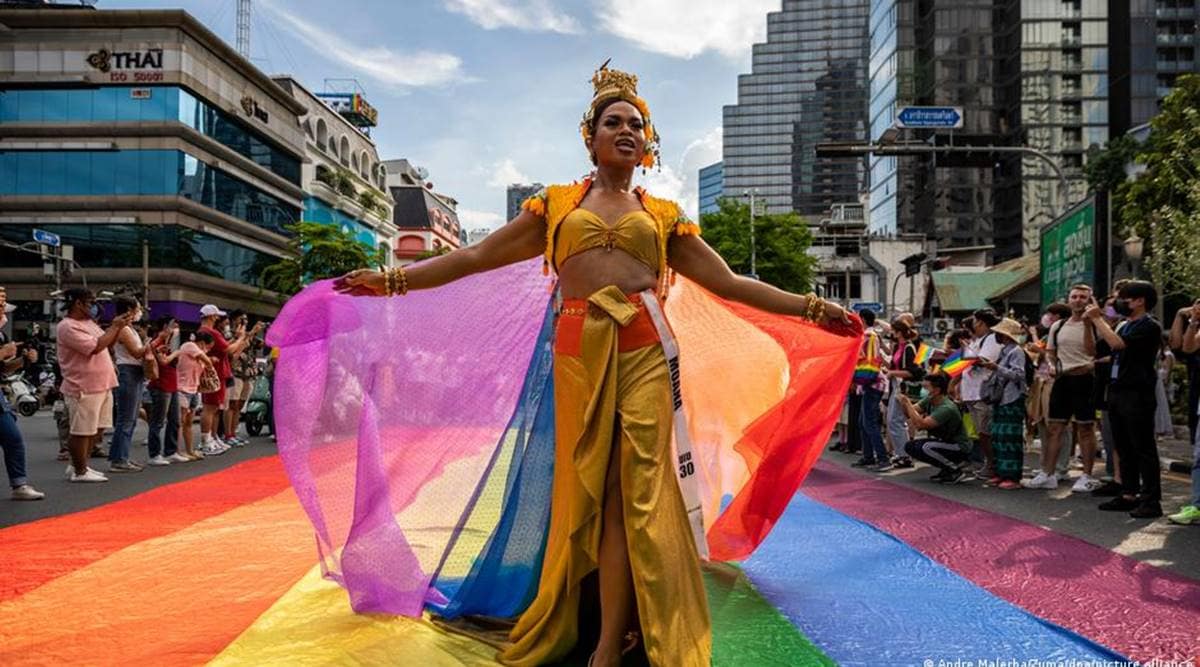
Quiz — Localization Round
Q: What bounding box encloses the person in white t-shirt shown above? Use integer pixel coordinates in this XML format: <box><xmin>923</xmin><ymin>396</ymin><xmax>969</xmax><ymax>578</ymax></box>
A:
<box><xmin>960</xmin><ymin>309</ymin><xmax>1004</xmax><ymax>480</ymax></box>
<box><xmin>1026</xmin><ymin>284</ymin><xmax>1099</xmax><ymax>491</ymax></box>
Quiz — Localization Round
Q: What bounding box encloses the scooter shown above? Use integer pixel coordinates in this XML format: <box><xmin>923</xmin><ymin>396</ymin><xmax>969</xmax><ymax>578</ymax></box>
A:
<box><xmin>2</xmin><ymin>373</ymin><xmax>40</xmax><ymax>417</ymax></box>
<box><xmin>242</xmin><ymin>374</ymin><xmax>272</xmax><ymax>437</ymax></box>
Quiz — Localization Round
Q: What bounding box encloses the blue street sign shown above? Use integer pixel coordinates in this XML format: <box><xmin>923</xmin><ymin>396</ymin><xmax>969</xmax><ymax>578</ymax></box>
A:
<box><xmin>32</xmin><ymin>229</ymin><xmax>61</xmax><ymax>247</ymax></box>
<box><xmin>896</xmin><ymin>106</ymin><xmax>963</xmax><ymax>129</ymax></box>
<box><xmin>852</xmin><ymin>302</ymin><xmax>884</xmax><ymax>313</ymax></box>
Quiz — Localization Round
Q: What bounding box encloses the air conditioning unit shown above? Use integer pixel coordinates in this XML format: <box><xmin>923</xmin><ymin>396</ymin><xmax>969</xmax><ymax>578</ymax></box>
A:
<box><xmin>932</xmin><ymin>317</ymin><xmax>956</xmax><ymax>335</ymax></box>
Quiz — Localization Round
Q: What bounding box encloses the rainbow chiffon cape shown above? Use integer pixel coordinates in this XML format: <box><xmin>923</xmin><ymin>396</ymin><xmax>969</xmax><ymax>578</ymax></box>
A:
<box><xmin>267</xmin><ymin>224</ymin><xmax>862</xmax><ymax>622</ymax></box>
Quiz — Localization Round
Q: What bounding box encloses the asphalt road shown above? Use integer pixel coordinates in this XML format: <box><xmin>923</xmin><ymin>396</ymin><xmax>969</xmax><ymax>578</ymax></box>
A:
<box><xmin>5</xmin><ymin>407</ymin><xmax>1196</xmax><ymax>584</ymax></box>
<box><xmin>1</xmin><ymin>410</ymin><xmax>279</xmax><ymax>528</ymax></box>
<box><xmin>821</xmin><ymin>446</ymin><xmax>1200</xmax><ymax>582</ymax></box>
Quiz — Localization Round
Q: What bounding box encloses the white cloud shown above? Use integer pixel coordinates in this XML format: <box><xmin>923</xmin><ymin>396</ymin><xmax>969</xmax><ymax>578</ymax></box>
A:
<box><xmin>263</xmin><ymin>1</ymin><xmax>471</xmax><ymax>88</ymax></box>
<box><xmin>595</xmin><ymin>0</ymin><xmax>775</xmax><ymax>60</ymax></box>
<box><xmin>485</xmin><ymin>158</ymin><xmax>533</xmax><ymax>188</ymax></box>
<box><xmin>458</xmin><ymin>208</ymin><xmax>506</xmax><ymax>232</ymax></box>
<box><xmin>637</xmin><ymin>126</ymin><xmax>723</xmax><ymax>220</ymax></box>
<box><xmin>444</xmin><ymin>0</ymin><xmax>582</xmax><ymax>34</ymax></box>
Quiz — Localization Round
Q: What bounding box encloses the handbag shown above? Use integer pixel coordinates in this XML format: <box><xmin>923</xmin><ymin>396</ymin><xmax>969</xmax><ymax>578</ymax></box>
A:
<box><xmin>981</xmin><ymin>345</ymin><xmax>1013</xmax><ymax>405</ymax></box>
<box><xmin>142</xmin><ymin>345</ymin><xmax>159</xmax><ymax>383</ymax></box>
<box><xmin>198</xmin><ymin>366</ymin><xmax>221</xmax><ymax>394</ymax></box>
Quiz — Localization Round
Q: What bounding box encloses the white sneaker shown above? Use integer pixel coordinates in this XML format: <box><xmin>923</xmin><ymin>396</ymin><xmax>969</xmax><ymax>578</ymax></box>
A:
<box><xmin>167</xmin><ymin>453</ymin><xmax>192</xmax><ymax>463</ymax></box>
<box><xmin>147</xmin><ymin>455</ymin><xmax>171</xmax><ymax>466</ymax></box>
<box><xmin>11</xmin><ymin>485</ymin><xmax>45</xmax><ymax>501</ymax></box>
<box><xmin>1071</xmin><ymin>474</ymin><xmax>1101</xmax><ymax>493</ymax></box>
<box><xmin>1021</xmin><ymin>472</ymin><xmax>1058</xmax><ymax>489</ymax></box>
<box><xmin>70</xmin><ymin>468</ymin><xmax>109</xmax><ymax>483</ymax></box>
<box><xmin>64</xmin><ymin>464</ymin><xmax>74</xmax><ymax>480</ymax></box>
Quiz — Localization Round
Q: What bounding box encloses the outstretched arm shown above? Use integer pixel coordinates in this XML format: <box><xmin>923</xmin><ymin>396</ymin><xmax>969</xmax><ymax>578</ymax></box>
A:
<box><xmin>336</xmin><ymin>210</ymin><xmax>547</xmax><ymax>296</ymax></box>
<box><xmin>667</xmin><ymin>234</ymin><xmax>853</xmax><ymax>329</ymax></box>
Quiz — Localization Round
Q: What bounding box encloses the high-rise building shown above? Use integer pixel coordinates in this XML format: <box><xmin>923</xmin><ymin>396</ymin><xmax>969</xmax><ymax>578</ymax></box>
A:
<box><xmin>1016</xmin><ymin>0</ymin><xmax>1112</xmax><ymax>252</ymax></box>
<box><xmin>506</xmin><ymin>183</ymin><xmax>544</xmax><ymax>222</ymax></box>
<box><xmin>1109</xmin><ymin>0</ymin><xmax>1199</xmax><ymax>134</ymax></box>
<box><xmin>867</xmin><ymin>0</ymin><xmax>1023</xmax><ymax>258</ymax></box>
<box><xmin>722</xmin><ymin>0</ymin><xmax>870</xmax><ymax>217</ymax></box>
<box><xmin>698</xmin><ymin>161</ymin><xmax>723</xmax><ymax>214</ymax></box>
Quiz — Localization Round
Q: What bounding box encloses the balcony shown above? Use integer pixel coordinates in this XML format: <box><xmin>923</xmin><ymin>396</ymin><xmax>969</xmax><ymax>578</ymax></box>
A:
<box><xmin>1157</xmin><ymin>60</ymin><xmax>1186</xmax><ymax>71</ymax></box>
<box><xmin>1060</xmin><ymin>86</ymin><xmax>1082</xmax><ymax>99</ymax></box>
<box><xmin>1061</xmin><ymin>36</ymin><xmax>1082</xmax><ymax>47</ymax></box>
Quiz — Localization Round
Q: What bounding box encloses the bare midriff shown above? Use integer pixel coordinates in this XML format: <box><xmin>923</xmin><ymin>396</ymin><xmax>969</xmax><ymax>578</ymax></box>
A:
<box><xmin>557</xmin><ymin>249</ymin><xmax>658</xmax><ymax>299</ymax></box>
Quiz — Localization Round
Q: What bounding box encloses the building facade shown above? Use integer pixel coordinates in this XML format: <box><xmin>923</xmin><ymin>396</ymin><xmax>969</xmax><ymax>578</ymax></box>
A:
<box><xmin>698</xmin><ymin>161</ymin><xmax>723</xmax><ymax>214</ymax></box>
<box><xmin>385</xmin><ymin>159</ymin><xmax>462</xmax><ymax>264</ymax></box>
<box><xmin>1108</xmin><ymin>0</ymin><xmax>1199</xmax><ymax>134</ymax></box>
<box><xmin>867</xmin><ymin>0</ymin><xmax>1023</xmax><ymax>259</ymax></box>
<box><xmin>722</xmin><ymin>0</ymin><xmax>870</xmax><ymax>217</ymax></box>
<box><xmin>272</xmin><ymin>76</ymin><xmax>396</xmax><ymax>264</ymax></box>
<box><xmin>506</xmin><ymin>182</ymin><xmax>544</xmax><ymax>222</ymax></box>
<box><xmin>0</xmin><ymin>8</ymin><xmax>307</xmax><ymax>321</ymax></box>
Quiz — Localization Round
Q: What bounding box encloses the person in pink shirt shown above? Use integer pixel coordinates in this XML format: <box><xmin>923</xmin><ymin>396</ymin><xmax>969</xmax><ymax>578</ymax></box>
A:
<box><xmin>173</xmin><ymin>331</ymin><xmax>216</xmax><ymax>460</ymax></box>
<box><xmin>56</xmin><ymin>289</ymin><xmax>133</xmax><ymax>483</ymax></box>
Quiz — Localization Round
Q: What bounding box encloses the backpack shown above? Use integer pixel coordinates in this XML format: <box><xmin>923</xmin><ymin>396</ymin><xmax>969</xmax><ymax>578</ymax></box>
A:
<box><xmin>853</xmin><ymin>332</ymin><xmax>882</xmax><ymax>387</ymax></box>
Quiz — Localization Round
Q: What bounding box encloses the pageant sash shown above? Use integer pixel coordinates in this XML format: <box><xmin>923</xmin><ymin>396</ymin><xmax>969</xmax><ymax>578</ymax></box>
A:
<box><xmin>640</xmin><ymin>289</ymin><xmax>709</xmax><ymax>560</ymax></box>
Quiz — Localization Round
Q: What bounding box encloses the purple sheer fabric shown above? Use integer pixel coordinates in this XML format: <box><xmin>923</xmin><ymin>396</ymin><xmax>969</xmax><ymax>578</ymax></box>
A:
<box><xmin>266</xmin><ymin>260</ymin><xmax>553</xmax><ymax>616</ymax></box>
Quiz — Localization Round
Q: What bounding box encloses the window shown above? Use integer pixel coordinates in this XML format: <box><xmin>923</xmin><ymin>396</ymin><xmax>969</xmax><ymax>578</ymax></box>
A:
<box><xmin>0</xmin><ymin>223</ymin><xmax>279</xmax><ymax>287</ymax></box>
<box><xmin>0</xmin><ymin>150</ymin><xmax>300</xmax><ymax>235</ymax></box>
<box><xmin>0</xmin><ymin>86</ymin><xmax>300</xmax><ymax>184</ymax></box>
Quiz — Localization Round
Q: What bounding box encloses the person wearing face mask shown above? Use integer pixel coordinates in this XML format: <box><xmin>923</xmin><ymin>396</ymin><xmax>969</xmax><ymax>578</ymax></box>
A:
<box><xmin>898</xmin><ymin>372</ymin><xmax>970</xmax><ymax>483</ymax></box>
<box><xmin>107</xmin><ymin>296</ymin><xmax>152</xmax><ymax>473</ymax></box>
<box><xmin>882</xmin><ymin>317</ymin><xmax>922</xmax><ymax>471</ymax></box>
<box><xmin>56</xmin><ymin>288</ymin><xmax>133</xmax><ymax>483</ymax></box>
<box><xmin>1086</xmin><ymin>280</ymin><xmax>1163</xmax><ymax>518</ymax></box>
<box><xmin>975</xmin><ymin>319</ymin><xmax>1030</xmax><ymax>489</ymax></box>
<box><xmin>1090</xmin><ymin>289</ymin><xmax>1127</xmax><ymax>497</ymax></box>
<box><xmin>0</xmin><ymin>286</ymin><xmax>45</xmax><ymax>500</ymax></box>
<box><xmin>1027</xmin><ymin>304</ymin><xmax>1074</xmax><ymax>479</ymax></box>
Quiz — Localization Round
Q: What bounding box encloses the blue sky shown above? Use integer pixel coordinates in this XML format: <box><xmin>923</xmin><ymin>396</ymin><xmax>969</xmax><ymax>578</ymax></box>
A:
<box><xmin>103</xmin><ymin>0</ymin><xmax>779</xmax><ymax>229</ymax></box>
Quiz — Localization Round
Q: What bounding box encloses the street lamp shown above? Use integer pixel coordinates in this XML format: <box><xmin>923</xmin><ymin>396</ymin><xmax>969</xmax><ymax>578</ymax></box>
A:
<box><xmin>742</xmin><ymin>188</ymin><xmax>759</xmax><ymax>279</ymax></box>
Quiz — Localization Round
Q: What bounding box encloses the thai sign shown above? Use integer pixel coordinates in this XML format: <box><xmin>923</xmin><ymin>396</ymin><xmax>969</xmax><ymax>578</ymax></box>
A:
<box><xmin>1040</xmin><ymin>199</ymin><xmax>1095</xmax><ymax>308</ymax></box>
<box><xmin>85</xmin><ymin>47</ymin><xmax>164</xmax><ymax>82</ymax></box>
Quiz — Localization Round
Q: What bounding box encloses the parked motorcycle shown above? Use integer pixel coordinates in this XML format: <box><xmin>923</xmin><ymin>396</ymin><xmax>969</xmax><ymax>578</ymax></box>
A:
<box><xmin>242</xmin><ymin>374</ymin><xmax>272</xmax><ymax>437</ymax></box>
<box><xmin>2</xmin><ymin>373</ymin><xmax>40</xmax><ymax>417</ymax></box>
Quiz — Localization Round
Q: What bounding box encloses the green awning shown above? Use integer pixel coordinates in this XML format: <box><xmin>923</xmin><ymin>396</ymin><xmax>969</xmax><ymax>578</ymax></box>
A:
<box><xmin>931</xmin><ymin>270</ymin><xmax>1026</xmax><ymax>312</ymax></box>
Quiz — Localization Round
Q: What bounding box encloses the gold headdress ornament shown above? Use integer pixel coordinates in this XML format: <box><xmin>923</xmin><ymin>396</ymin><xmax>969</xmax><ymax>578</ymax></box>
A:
<box><xmin>580</xmin><ymin>59</ymin><xmax>661</xmax><ymax>170</ymax></box>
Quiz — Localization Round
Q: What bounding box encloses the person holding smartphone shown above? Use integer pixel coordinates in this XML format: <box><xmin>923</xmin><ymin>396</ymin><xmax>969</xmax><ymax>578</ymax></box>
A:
<box><xmin>1168</xmin><ymin>298</ymin><xmax>1200</xmax><ymax>444</ymax></box>
<box><xmin>1</xmin><ymin>286</ymin><xmax>45</xmax><ymax>500</ymax></box>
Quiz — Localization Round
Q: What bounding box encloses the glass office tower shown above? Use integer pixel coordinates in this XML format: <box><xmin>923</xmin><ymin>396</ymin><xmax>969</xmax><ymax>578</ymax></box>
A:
<box><xmin>723</xmin><ymin>0</ymin><xmax>870</xmax><ymax>217</ymax></box>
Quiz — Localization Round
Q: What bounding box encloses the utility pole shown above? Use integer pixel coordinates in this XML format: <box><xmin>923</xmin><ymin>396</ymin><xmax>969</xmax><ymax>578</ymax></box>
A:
<box><xmin>744</xmin><ymin>188</ymin><xmax>758</xmax><ymax>278</ymax></box>
<box><xmin>142</xmin><ymin>239</ymin><xmax>150</xmax><ymax>310</ymax></box>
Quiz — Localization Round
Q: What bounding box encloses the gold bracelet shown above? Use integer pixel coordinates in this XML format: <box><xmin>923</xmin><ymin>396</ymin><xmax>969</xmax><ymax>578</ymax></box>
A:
<box><xmin>383</xmin><ymin>268</ymin><xmax>395</xmax><ymax>296</ymax></box>
<box><xmin>395</xmin><ymin>267</ymin><xmax>408</xmax><ymax>296</ymax></box>
<box><xmin>810</xmin><ymin>297</ymin><xmax>825</xmax><ymax>321</ymax></box>
<box><xmin>802</xmin><ymin>293</ymin><xmax>821</xmax><ymax>321</ymax></box>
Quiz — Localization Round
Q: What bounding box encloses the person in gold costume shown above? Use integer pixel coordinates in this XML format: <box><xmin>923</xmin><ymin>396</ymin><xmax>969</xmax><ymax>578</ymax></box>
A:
<box><xmin>335</xmin><ymin>63</ymin><xmax>853</xmax><ymax>667</ymax></box>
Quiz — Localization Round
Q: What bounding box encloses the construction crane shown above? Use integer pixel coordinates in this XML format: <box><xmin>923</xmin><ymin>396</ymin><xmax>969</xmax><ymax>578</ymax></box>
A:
<box><xmin>236</xmin><ymin>0</ymin><xmax>251</xmax><ymax>59</ymax></box>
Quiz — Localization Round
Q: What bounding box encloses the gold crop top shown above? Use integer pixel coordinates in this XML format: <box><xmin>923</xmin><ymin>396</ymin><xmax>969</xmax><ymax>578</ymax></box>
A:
<box><xmin>553</xmin><ymin>208</ymin><xmax>660</xmax><ymax>272</ymax></box>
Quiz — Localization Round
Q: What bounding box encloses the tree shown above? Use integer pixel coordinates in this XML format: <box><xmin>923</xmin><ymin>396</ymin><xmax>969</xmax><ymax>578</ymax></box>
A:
<box><xmin>698</xmin><ymin>197</ymin><xmax>816</xmax><ymax>294</ymax></box>
<box><xmin>260</xmin><ymin>221</ymin><xmax>386</xmax><ymax>297</ymax></box>
<box><xmin>1112</xmin><ymin>75</ymin><xmax>1200</xmax><ymax>298</ymax></box>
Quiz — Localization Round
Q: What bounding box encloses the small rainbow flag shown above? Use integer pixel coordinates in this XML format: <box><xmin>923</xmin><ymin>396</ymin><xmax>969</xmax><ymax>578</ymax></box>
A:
<box><xmin>938</xmin><ymin>350</ymin><xmax>976</xmax><ymax>377</ymax></box>
<box><xmin>913</xmin><ymin>342</ymin><xmax>933</xmax><ymax>366</ymax></box>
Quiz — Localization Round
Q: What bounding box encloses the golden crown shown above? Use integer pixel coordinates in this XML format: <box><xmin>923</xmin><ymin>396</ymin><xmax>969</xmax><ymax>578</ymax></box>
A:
<box><xmin>590</xmin><ymin>60</ymin><xmax>640</xmax><ymax>105</ymax></box>
<box><xmin>581</xmin><ymin>60</ymin><xmax>659</xmax><ymax>169</ymax></box>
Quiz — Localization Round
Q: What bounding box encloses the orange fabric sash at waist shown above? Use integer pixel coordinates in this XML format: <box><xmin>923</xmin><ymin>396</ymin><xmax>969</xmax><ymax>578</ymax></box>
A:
<box><xmin>554</xmin><ymin>291</ymin><xmax>661</xmax><ymax>356</ymax></box>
